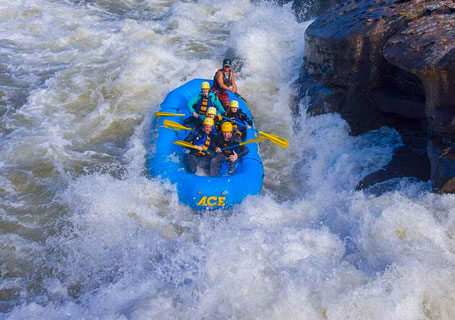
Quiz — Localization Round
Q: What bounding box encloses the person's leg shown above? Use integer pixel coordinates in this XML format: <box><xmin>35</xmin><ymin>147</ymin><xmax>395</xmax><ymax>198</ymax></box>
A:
<box><xmin>210</xmin><ymin>153</ymin><xmax>226</xmax><ymax>176</ymax></box>
<box><xmin>200</xmin><ymin>156</ymin><xmax>212</xmax><ymax>175</ymax></box>
<box><xmin>228</xmin><ymin>159</ymin><xmax>238</xmax><ymax>174</ymax></box>
<box><xmin>184</xmin><ymin>153</ymin><xmax>197</xmax><ymax>173</ymax></box>
<box><xmin>216</xmin><ymin>91</ymin><xmax>230</xmax><ymax>111</ymax></box>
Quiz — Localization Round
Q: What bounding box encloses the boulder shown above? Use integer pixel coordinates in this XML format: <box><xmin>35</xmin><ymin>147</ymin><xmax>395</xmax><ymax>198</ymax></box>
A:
<box><xmin>301</xmin><ymin>0</ymin><xmax>455</xmax><ymax>192</ymax></box>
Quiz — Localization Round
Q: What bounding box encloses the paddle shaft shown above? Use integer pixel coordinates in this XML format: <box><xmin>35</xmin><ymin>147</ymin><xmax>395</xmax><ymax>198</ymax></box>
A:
<box><xmin>219</xmin><ymin>114</ymin><xmax>250</xmax><ymax>129</ymax></box>
<box><xmin>234</xmin><ymin>92</ymin><xmax>247</xmax><ymax>103</ymax></box>
<box><xmin>155</xmin><ymin>111</ymin><xmax>185</xmax><ymax>117</ymax></box>
<box><xmin>174</xmin><ymin>137</ymin><xmax>263</xmax><ymax>154</ymax></box>
<box><xmin>221</xmin><ymin>137</ymin><xmax>265</xmax><ymax>151</ymax></box>
<box><xmin>174</xmin><ymin>140</ymin><xmax>212</xmax><ymax>155</ymax></box>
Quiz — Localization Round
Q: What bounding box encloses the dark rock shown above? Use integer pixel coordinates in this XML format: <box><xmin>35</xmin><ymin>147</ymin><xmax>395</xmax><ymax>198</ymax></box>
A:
<box><xmin>303</xmin><ymin>0</ymin><xmax>410</xmax><ymax>134</ymax></box>
<box><xmin>428</xmin><ymin>138</ymin><xmax>455</xmax><ymax>193</ymax></box>
<box><xmin>356</xmin><ymin>144</ymin><xmax>431</xmax><ymax>190</ymax></box>
<box><xmin>383</xmin><ymin>11</ymin><xmax>455</xmax><ymax>191</ymax></box>
<box><xmin>298</xmin><ymin>68</ymin><xmax>338</xmax><ymax>115</ymax></box>
<box><xmin>383</xmin><ymin>14</ymin><xmax>455</xmax><ymax>135</ymax></box>
<box><xmin>371</xmin><ymin>89</ymin><xmax>425</xmax><ymax>120</ymax></box>
<box><xmin>301</xmin><ymin>0</ymin><xmax>455</xmax><ymax>192</ymax></box>
<box><xmin>269</xmin><ymin>0</ymin><xmax>344</xmax><ymax>21</ymax></box>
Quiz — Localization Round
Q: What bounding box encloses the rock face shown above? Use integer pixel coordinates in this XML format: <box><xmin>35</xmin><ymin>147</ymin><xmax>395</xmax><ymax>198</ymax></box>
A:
<box><xmin>274</xmin><ymin>0</ymin><xmax>345</xmax><ymax>21</ymax></box>
<box><xmin>301</xmin><ymin>0</ymin><xmax>455</xmax><ymax>192</ymax></box>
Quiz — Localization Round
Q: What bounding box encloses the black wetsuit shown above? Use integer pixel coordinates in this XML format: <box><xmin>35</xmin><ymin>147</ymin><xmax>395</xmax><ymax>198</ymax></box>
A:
<box><xmin>223</xmin><ymin>108</ymin><xmax>253</xmax><ymax>140</ymax></box>
<box><xmin>183</xmin><ymin>127</ymin><xmax>217</xmax><ymax>174</ymax></box>
<box><xmin>210</xmin><ymin>132</ymin><xmax>249</xmax><ymax>176</ymax></box>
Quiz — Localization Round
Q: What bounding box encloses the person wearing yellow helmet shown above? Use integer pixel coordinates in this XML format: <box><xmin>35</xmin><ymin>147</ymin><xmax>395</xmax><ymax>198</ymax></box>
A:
<box><xmin>204</xmin><ymin>106</ymin><xmax>223</xmax><ymax>134</ymax></box>
<box><xmin>223</xmin><ymin>99</ymin><xmax>253</xmax><ymax>140</ymax></box>
<box><xmin>183</xmin><ymin>116</ymin><xmax>217</xmax><ymax>174</ymax></box>
<box><xmin>185</xmin><ymin>81</ymin><xmax>225</xmax><ymax>128</ymax></box>
<box><xmin>210</xmin><ymin>120</ymin><xmax>249</xmax><ymax>176</ymax></box>
<box><xmin>211</xmin><ymin>58</ymin><xmax>238</xmax><ymax>109</ymax></box>
<box><xmin>206</xmin><ymin>106</ymin><xmax>217</xmax><ymax>117</ymax></box>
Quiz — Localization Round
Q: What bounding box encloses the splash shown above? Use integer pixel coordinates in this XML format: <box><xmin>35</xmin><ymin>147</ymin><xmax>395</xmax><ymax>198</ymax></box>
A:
<box><xmin>2</xmin><ymin>0</ymin><xmax>455</xmax><ymax>319</ymax></box>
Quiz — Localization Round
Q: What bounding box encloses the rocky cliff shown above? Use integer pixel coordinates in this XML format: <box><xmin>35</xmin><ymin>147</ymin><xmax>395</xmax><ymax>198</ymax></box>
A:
<box><xmin>301</xmin><ymin>0</ymin><xmax>455</xmax><ymax>192</ymax></box>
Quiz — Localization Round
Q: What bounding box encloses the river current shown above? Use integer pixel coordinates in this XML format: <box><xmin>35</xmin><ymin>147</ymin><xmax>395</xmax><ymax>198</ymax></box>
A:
<box><xmin>1</xmin><ymin>0</ymin><xmax>455</xmax><ymax>319</ymax></box>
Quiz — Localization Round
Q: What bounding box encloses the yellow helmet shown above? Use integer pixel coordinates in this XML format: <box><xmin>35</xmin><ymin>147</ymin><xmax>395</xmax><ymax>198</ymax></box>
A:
<box><xmin>221</xmin><ymin>121</ymin><xmax>233</xmax><ymax>132</ymax></box>
<box><xmin>206</xmin><ymin>107</ymin><xmax>217</xmax><ymax>115</ymax></box>
<box><xmin>203</xmin><ymin>117</ymin><xmax>214</xmax><ymax>126</ymax></box>
<box><xmin>229</xmin><ymin>100</ymin><xmax>239</xmax><ymax>109</ymax></box>
<box><xmin>201</xmin><ymin>82</ymin><xmax>210</xmax><ymax>89</ymax></box>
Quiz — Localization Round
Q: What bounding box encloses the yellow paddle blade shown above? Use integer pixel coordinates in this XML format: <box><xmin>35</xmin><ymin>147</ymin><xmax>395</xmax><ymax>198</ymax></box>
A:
<box><xmin>173</xmin><ymin>140</ymin><xmax>211</xmax><ymax>154</ymax></box>
<box><xmin>258</xmin><ymin>131</ymin><xmax>289</xmax><ymax>148</ymax></box>
<box><xmin>155</xmin><ymin>112</ymin><xmax>185</xmax><ymax>117</ymax></box>
<box><xmin>163</xmin><ymin>120</ymin><xmax>191</xmax><ymax>131</ymax></box>
<box><xmin>173</xmin><ymin>140</ymin><xmax>199</xmax><ymax>150</ymax></box>
<box><xmin>239</xmin><ymin>136</ymin><xmax>267</xmax><ymax>146</ymax></box>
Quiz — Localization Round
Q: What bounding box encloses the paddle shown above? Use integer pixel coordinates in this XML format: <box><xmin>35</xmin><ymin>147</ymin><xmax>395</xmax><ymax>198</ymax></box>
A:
<box><xmin>173</xmin><ymin>140</ymin><xmax>211</xmax><ymax>154</ymax></box>
<box><xmin>221</xmin><ymin>136</ymin><xmax>267</xmax><ymax>151</ymax></box>
<box><xmin>257</xmin><ymin>131</ymin><xmax>288</xmax><ymax>149</ymax></box>
<box><xmin>234</xmin><ymin>92</ymin><xmax>247</xmax><ymax>102</ymax></box>
<box><xmin>155</xmin><ymin>112</ymin><xmax>185</xmax><ymax>117</ymax></box>
<box><xmin>163</xmin><ymin>120</ymin><xmax>191</xmax><ymax>131</ymax></box>
<box><xmin>164</xmin><ymin>118</ymin><xmax>288</xmax><ymax>149</ymax></box>
<box><xmin>219</xmin><ymin>115</ymin><xmax>288</xmax><ymax>149</ymax></box>
<box><xmin>173</xmin><ymin>137</ymin><xmax>266</xmax><ymax>154</ymax></box>
<box><xmin>219</xmin><ymin>114</ymin><xmax>249</xmax><ymax>129</ymax></box>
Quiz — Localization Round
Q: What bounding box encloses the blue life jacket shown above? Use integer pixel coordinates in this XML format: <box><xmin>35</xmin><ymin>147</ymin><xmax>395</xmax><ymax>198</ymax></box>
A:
<box><xmin>196</xmin><ymin>95</ymin><xmax>214</xmax><ymax>115</ymax></box>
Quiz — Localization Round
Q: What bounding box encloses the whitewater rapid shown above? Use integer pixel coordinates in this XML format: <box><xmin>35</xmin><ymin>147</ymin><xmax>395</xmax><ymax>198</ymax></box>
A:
<box><xmin>1</xmin><ymin>0</ymin><xmax>455</xmax><ymax>319</ymax></box>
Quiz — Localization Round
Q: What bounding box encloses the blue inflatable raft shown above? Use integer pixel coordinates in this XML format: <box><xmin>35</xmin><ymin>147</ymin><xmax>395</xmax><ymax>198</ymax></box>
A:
<box><xmin>147</xmin><ymin>79</ymin><xmax>264</xmax><ymax>210</ymax></box>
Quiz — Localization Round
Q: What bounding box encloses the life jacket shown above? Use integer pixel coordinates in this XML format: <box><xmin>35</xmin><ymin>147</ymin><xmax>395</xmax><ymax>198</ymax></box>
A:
<box><xmin>227</xmin><ymin>114</ymin><xmax>238</xmax><ymax>131</ymax></box>
<box><xmin>225</xmin><ymin>113</ymin><xmax>243</xmax><ymax>136</ymax></box>
<box><xmin>222</xmin><ymin>139</ymin><xmax>234</xmax><ymax>156</ymax></box>
<box><xmin>196</xmin><ymin>95</ymin><xmax>213</xmax><ymax>115</ymax></box>
<box><xmin>194</xmin><ymin>133</ymin><xmax>211</xmax><ymax>156</ymax></box>
<box><xmin>211</xmin><ymin>115</ymin><xmax>222</xmax><ymax>135</ymax></box>
<box><xmin>212</xmin><ymin>69</ymin><xmax>232</xmax><ymax>92</ymax></box>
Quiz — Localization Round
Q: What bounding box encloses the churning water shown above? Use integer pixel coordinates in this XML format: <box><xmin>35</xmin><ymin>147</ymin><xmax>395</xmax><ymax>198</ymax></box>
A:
<box><xmin>1</xmin><ymin>0</ymin><xmax>455</xmax><ymax>319</ymax></box>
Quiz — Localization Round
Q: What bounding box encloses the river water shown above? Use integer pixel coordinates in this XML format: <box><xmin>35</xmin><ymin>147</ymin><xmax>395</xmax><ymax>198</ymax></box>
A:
<box><xmin>1</xmin><ymin>0</ymin><xmax>455</xmax><ymax>319</ymax></box>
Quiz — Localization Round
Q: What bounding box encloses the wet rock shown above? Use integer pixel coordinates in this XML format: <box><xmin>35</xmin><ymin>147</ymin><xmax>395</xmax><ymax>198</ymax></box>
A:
<box><xmin>356</xmin><ymin>144</ymin><xmax>430</xmax><ymax>190</ymax></box>
<box><xmin>301</xmin><ymin>0</ymin><xmax>455</xmax><ymax>193</ymax></box>
<box><xmin>383</xmin><ymin>14</ymin><xmax>455</xmax><ymax>133</ymax></box>
<box><xmin>271</xmin><ymin>0</ymin><xmax>344</xmax><ymax>21</ymax></box>
<box><xmin>302</xmin><ymin>0</ymin><xmax>410</xmax><ymax>134</ymax></box>
<box><xmin>299</xmin><ymin>68</ymin><xmax>338</xmax><ymax>115</ymax></box>
<box><xmin>383</xmin><ymin>12</ymin><xmax>455</xmax><ymax>192</ymax></box>
<box><xmin>428</xmin><ymin>138</ymin><xmax>455</xmax><ymax>193</ymax></box>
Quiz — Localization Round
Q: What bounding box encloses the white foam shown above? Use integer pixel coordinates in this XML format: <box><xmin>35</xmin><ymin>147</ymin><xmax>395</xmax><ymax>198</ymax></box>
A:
<box><xmin>3</xmin><ymin>0</ymin><xmax>455</xmax><ymax>319</ymax></box>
